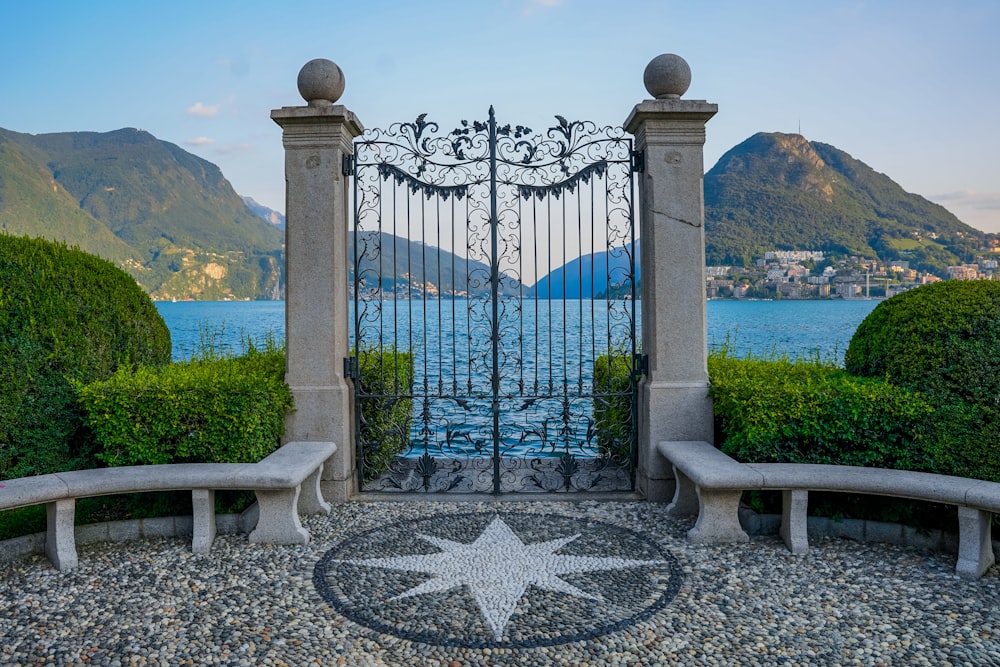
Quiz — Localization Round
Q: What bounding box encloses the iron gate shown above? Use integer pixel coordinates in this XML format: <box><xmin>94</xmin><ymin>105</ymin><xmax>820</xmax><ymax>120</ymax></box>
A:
<box><xmin>349</xmin><ymin>108</ymin><xmax>640</xmax><ymax>493</ymax></box>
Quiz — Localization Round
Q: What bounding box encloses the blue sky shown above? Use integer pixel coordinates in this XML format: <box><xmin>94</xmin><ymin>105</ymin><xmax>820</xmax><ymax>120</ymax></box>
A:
<box><xmin>2</xmin><ymin>0</ymin><xmax>998</xmax><ymax>233</ymax></box>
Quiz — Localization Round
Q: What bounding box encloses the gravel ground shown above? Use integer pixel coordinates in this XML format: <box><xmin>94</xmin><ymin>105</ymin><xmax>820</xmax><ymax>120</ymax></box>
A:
<box><xmin>1</xmin><ymin>501</ymin><xmax>998</xmax><ymax>666</ymax></box>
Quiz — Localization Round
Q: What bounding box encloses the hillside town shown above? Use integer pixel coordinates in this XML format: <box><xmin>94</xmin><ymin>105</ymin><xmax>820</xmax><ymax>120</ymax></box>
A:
<box><xmin>707</xmin><ymin>242</ymin><xmax>1000</xmax><ymax>299</ymax></box>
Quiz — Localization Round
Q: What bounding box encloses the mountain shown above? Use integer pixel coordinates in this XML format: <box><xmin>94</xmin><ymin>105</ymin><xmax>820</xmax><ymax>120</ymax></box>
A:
<box><xmin>0</xmin><ymin>140</ymin><xmax>140</xmax><ymax>265</ymax></box>
<box><xmin>529</xmin><ymin>241</ymin><xmax>638</xmax><ymax>299</ymax></box>
<box><xmin>353</xmin><ymin>232</ymin><xmax>520</xmax><ymax>296</ymax></box>
<box><xmin>704</xmin><ymin>132</ymin><xmax>987</xmax><ymax>272</ymax></box>
<box><xmin>0</xmin><ymin>127</ymin><xmax>284</xmax><ymax>300</ymax></box>
<box><xmin>242</xmin><ymin>196</ymin><xmax>285</xmax><ymax>229</ymax></box>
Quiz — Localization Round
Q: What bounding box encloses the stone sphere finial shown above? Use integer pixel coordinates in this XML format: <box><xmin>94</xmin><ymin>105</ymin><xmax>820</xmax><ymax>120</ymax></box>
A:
<box><xmin>297</xmin><ymin>58</ymin><xmax>345</xmax><ymax>106</ymax></box>
<box><xmin>643</xmin><ymin>54</ymin><xmax>692</xmax><ymax>99</ymax></box>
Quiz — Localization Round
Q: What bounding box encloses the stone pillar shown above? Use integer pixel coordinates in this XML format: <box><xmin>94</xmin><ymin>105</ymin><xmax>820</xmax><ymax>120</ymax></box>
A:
<box><xmin>271</xmin><ymin>59</ymin><xmax>363</xmax><ymax>502</ymax></box>
<box><xmin>624</xmin><ymin>54</ymin><xmax>718</xmax><ymax>502</ymax></box>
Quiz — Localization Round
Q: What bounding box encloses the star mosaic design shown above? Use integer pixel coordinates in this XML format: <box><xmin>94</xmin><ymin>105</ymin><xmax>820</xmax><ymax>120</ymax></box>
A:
<box><xmin>314</xmin><ymin>511</ymin><xmax>684</xmax><ymax>648</ymax></box>
<box><xmin>333</xmin><ymin>516</ymin><xmax>667</xmax><ymax>641</ymax></box>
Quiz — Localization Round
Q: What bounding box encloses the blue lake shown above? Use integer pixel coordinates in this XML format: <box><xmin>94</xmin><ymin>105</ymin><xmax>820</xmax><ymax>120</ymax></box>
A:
<box><xmin>155</xmin><ymin>298</ymin><xmax>880</xmax><ymax>465</ymax></box>
<box><xmin>155</xmin><ymin>299</ymin><xmax>880</xmax><ymax>366</ymax></box>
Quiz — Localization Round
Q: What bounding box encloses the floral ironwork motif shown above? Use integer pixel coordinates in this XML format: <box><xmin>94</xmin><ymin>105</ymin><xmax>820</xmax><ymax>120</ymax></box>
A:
<box><xmin>351</xmin><ymin>108</ymin><xmax>639</xmax><ymax>493</ymax></box>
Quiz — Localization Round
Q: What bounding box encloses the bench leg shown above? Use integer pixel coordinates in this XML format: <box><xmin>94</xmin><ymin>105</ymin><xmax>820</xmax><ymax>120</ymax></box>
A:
<box><xmin>45</xmin><ymin>498</ymin><xmax>78</xmax><ymax>571</ymax></box>
<box><xmin>956</xmin><ymin>507</ymin><xmax>995</xmax><ymax>579</ymax></box>
<box><xmin>250</xmin><ymin>486</ymin><xmax>310</xmax><ymax>545</ymax></box>
<box><xmin>780</xmin><ymin>489</ymin><xmax>810</xmax><ymax>555</ymax></box>
<box><xmin>191</xmin><ymin>489</ymin><xmax>216</xmax><ymax>554</ymax></box>
<box><xmin>688</xmin><ymin>487</ymin><xmax>749</xmax><ymax>544</ymax></box>
<box><xmin>666</xmin><ymin>466</ymin><xmax>700</xmax><ymax>516</ymax></box>
<box><xmin>296</xmin><ymin>463</ymin><xmax>331</xmax><ymax>515</ymax></box>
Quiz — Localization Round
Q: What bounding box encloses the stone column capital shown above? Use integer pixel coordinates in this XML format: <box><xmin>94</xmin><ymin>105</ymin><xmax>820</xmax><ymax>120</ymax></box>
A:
<box><xmin>270</xmin><ymin>105</ymin><xmax>364</xmax><ymax>148</ymax></box>
<box><xmin>623</xmin><ymin>100</ymin><xmax>718</xmax><ymax>146</ymax></box>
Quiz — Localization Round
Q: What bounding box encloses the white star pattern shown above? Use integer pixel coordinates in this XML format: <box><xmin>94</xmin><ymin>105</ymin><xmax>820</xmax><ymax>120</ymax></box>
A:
<box><xmin>335</xmin><ymin>516</ymin><xmax>666</xmax><ymax>641</ymax></box>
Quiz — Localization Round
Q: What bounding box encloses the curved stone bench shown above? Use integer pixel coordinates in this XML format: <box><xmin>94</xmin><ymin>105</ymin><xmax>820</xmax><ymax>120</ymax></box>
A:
<box><xmin>0</xmin><ymin>441</ymin><xmax>335</xmax><ymax>571</ymax></box>
<box><xmin>658</xmin><ymin>440</ymin><xmax>1000</xmax><ymax>579</ymax></box>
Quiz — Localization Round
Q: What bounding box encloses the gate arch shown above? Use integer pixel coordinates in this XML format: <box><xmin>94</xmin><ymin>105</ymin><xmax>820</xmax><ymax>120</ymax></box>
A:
<box><xmin>350</xmin><ymin>108</ymin><xmax>640</xmax><ymax>493</ymax></box>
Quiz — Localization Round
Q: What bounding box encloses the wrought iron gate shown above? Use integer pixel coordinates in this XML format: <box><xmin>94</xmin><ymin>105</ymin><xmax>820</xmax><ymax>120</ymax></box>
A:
<box><xmin>350</xmin><ymin>108</ymin><xmax>640</xmax><ymax>493</ymax></box>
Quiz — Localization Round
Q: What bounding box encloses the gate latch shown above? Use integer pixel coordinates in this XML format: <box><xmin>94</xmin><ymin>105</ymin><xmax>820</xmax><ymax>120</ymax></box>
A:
<box><xmin>344</xmin><ymin>356</ymin><xmax>359</xmax><ymax>380</ymax></box>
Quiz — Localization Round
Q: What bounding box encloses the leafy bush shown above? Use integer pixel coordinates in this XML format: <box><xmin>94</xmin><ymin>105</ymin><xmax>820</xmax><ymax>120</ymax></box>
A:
<box><xmin>356</xmin><ymin>348</ymin><xmax>414</xmax><ymax>483</ymax></box>
<box><xmin>0</xmin><ymin>235</ymin><xmax>171</xmax><ymax>479</ymax></box>
<box><xmin>708</xmin><ymin>352</ymin><xmax>934</xmax><ymax>469</ymax></box>
<box><xmin>917</xmin><ymin>399</ymin><xmax>1000</xmax><ymax>484</ymax></box>
<box><xmin>593</xmin><ymin>352</ymin><xmax>636</xmax><ymax>464</ymax></box>
<box><xmin>78</xmin><ymin>344</ymin><xmax>292</xmax><ymax>466</ymax></box>
<box><xmin>845</xmin><ymin>280</ymin><xmax>1000</xmax><ymax>404</ymax></box>
<box><xmin>845</xmin><ymin>280</ymin><xmax>1000</xmax><ymax>483</ymax></box>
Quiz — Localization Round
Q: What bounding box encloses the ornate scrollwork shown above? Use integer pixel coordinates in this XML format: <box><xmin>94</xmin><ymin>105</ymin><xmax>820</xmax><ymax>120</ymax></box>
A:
<box><xmin>353</xmin><ymin>107</ymin><xmax>638</xmax><ymax>494</ymax></box>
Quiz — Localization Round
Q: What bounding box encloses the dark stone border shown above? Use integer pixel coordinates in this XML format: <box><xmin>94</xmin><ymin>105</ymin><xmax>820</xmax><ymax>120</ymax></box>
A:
<box><xmin>313</xmin><ymin>510</ymin><xmax>683</xmax><ymax>648</ymax></box>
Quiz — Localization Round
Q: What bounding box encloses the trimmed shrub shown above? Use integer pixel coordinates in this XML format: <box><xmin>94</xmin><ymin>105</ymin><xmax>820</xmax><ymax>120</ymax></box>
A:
<box><xmin>356</xmin><ymin>348</ymin><xmax>414</xmax><ymax>482</ymax></box>
<box><xmin>0</xmin><ymin>235</ymin><xmax>170</xmax><ymax>479</ymax></box>
<box><xmin>708</xmin><ymin>352</ymin><xmax>933</xmax><ymax>469</ymax></box>
<box><xmin>845</xmin><ymin>279</ymin><xmax>1000</xmax><ymax>404</ymax></box>
<box><xmin>845</xmin><ymin>280</ymin><xmax>1000</xmax><ymax>483</ymax></box>
<box><xmin>78</xmin><ymin>345</ymin><xmax>292</xmax><ymax>466</ymax></box>
<box><xmin>593</xmin><ymin>352</ymin><xmax>636</xmax><ymax>464</ymax></box>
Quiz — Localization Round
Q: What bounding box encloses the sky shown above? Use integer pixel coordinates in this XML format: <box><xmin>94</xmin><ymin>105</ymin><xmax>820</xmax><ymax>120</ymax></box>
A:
<box><xmin>2</xmin><ymin>0</ymin><xmax>999</xmax><ymax>233</ymax></box>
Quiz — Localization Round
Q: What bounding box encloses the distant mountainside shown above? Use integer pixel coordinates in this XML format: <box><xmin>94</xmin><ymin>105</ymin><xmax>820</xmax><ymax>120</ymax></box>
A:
<box><xmin>529</xmin><ymin>242</ymin><xmax>638</xmax><ymax>299</ymax></box>
<box><xmin>353</xmin><ymin>232</ymin><xmax>520</xmax><ymax>296</ymax></box>
<box><xmin>0</xmin><ymin>127</ymin><xmax>283</xmax><ymax>300</ymax></box>
<box><xmin>6</xmin><ymin>124</ymin><xmax>987</xmax><ymax>301</ymax></box>
<box><xmin>704</xmin><ymin>132</ymin><xmax>987</xmax><ymax>272</ymax></box>
<box><xmin>242</xmin><ymin>196</ymin><xmax>285</xmax><ymax>229</ymax></box>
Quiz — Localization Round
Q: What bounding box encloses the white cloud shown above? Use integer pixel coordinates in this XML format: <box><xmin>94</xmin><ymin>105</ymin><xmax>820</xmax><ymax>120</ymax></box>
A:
<box><xmin>218</xmin><ymin>56</ymin><xmax>250</xmax><ymax>77</ymax></box>
<box><xmin>929</xmin><ymin>190</ymin><xmax>1000</xmax><ymax>234</ymax></box>
<box><xmin>931</xmin><ymin>190</ymin><xmax>1000</xmax><ymax>212</ymax></box>
<box><xmin>523</xmin><ymin>0</ymin><xmax>564</xmax><ymax>16</ymax></box>
<box><xmin>215</xmin><ymin>143</ymin><xmax>254</xmax><ymax>156</ymax></box>
<box><xmin>184</xmin><ymin>137</ymin><xmax>215</xmax><ymax>146</ymax></box>
<box><xmin>186</xmin><ymin>102</ymin><xmax>220</xmax><ymax>118</ymax></box>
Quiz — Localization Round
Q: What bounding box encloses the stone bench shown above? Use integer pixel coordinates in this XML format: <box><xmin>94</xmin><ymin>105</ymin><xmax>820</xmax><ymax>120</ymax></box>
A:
<box><xmin>0</xmin><ymin>441</ymin><xmax>336</xmax><ymax>571</ymax></box>
<box><xmin>658</xmin><ymin>440</ymin><xmax>1000</xmax><ymax>579</ymax></box>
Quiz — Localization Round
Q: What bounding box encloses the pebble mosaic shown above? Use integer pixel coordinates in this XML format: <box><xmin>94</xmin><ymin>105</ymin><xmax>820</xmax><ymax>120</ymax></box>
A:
<box><xmin>313</xmin><ymin>511</ymin><xmax>683</xmax><ymax>647</ymax></box>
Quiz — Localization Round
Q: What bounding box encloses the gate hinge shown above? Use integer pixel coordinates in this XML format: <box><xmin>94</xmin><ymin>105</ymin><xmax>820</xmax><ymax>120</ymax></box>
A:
<box><xmin>344</xmin><ymin>356</ymin><xmax>359</xmax><ymax>380</ymax></box>
<box><xmin>631</xmin><ymin>150</ymin><xmax>645</xmax><ymax>174</ymax></box>
<box><xmin>633</xmin><ymin>353</ymin><xmax>649</xmax><ymax>377</ymax></box>
<box><xmin>342</xmin><ymin>154</ymin><xmax>355</xmax><ymax>177</ymax></box>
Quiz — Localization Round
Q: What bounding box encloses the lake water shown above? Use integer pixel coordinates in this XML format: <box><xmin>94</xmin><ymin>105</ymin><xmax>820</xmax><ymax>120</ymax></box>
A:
<box><xmin>155</xmin><ymin>299</ymin><xmax>880</xmax><ymax>366</ymax></box>
<box><xmin>154</xmin><ymin>298</ymin><xmax>880</xmax><ymax>475</ymax></box>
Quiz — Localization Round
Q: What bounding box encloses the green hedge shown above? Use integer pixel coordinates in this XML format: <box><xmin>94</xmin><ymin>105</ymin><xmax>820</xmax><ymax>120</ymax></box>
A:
<box><xmin>0</xmin><ymin>235</ymin><xmax>170</xmax><ymax>479</ymax></box>
<box><xmin>593</xmin><ymin>352</ymin><xmax>635</xmax><ymax>464</ymax></box>
<box><xmin>356</xmin><ymin>348</ymin><xmax>414</xmax><ymax>483</ymax></box>
<box><xmin>708</xmin><ymin>352</ymin><xmax>934</xmax><ymax>470</ymax></box>
<box><xmin>78</xmin><ymin>345</ymin><xmax>292</xmax><ymax>466</ymax></box>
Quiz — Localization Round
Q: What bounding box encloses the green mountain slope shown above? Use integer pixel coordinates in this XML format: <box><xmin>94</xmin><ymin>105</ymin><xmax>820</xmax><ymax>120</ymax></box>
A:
<box><xmin>0</xmin><ymin>141</ymin><xmax>139</xmax><ymax>265</ymax></box>
<box><xmin>705</xmin><ymin>132</ymin><xmax>985</xmax><ymax>273</ymax></box>
<box><xmin>0</xmin><ymin>127</ymin><xmax>284</xmax><ymax>300</ymax></box>
<box><xmin>353</xmin><ymin>232</ymin><xmax>520</xmax><ymax>296</ymax></box>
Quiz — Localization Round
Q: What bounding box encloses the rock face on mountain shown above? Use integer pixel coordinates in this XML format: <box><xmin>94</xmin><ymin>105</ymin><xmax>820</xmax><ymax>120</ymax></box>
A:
<box><xmin>704</xmin><ymin>132</ymin><xmax>986</xmax><ymax>272</ymax></box>
<box><xmin>0</xmin><ymin>127</ymin><xmax>284</xmax><ymax>300</ymax></box>
<box><xmin>242</xmin><ymin>196</ymin><xmax>285</xmax><ymax>230</ymax></box>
